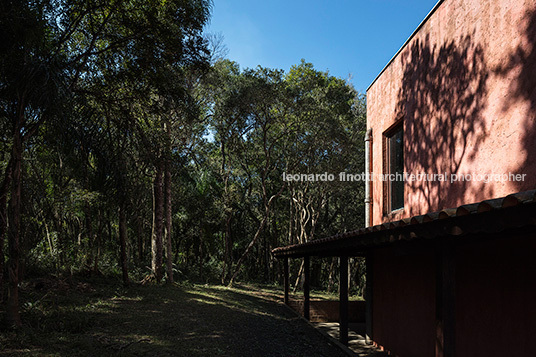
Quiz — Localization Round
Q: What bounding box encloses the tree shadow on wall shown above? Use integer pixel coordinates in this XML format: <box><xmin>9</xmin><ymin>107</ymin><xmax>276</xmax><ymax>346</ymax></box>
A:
<box><xmin>396</xmin><ymin>34</ymin><xmax>492</xmax><ymax>214</ymax></box>
<box><xmin>494</xmin><ymin>6</ymin><xmax>536</xmax><ymax>191</ymax></box>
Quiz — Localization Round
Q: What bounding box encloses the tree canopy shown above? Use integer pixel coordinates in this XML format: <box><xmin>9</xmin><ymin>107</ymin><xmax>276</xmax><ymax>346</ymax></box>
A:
<box><xmin>1</xmin><ymin>1</ymin><xmax>366</xmax><ymax>327</ymax></box>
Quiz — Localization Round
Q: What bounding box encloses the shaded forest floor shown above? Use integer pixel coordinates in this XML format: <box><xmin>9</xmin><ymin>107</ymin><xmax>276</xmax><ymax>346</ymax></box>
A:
<box><xmin>0</xmin><ymin>276</ymin><xmax>349</xmax><ymax>356</ymax></box>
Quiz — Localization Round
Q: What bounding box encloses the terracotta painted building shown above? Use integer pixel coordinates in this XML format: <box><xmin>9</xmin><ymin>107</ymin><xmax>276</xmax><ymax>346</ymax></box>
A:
<box><xmin>274</xmin><ymin>0</ymin><xmax>536</xmax><ymax>356</ymax></box>
<box><xmin>367</xmin><ymin>0</ymin><xmax>536</xmax><ymax>223</ymax></box>
<box><xmin>366</xmin><ymin>0</ymin><xmax>536</xmax><ymax>354</ymax></box>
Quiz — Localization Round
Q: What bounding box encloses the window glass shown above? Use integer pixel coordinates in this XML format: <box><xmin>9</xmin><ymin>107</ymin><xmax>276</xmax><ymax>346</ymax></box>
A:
<box><xmin>388</xmin><ymin>127</ymin><xmax>404</xmax><ymax>210</ymax></box>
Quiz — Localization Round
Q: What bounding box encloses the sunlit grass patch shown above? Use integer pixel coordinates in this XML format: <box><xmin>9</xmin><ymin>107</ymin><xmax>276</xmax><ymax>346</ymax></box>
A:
<box><xmin>1</xmin><ymin>278</ymin><xmax>347</xmax><ymax>357</ymax></box>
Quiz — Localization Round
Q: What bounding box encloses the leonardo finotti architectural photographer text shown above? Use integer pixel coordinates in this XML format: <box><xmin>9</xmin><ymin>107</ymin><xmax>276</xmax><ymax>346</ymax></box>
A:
<box><xmin>282</xmin><ymin>172</ymin><xmax>527</xmax><ymax>183</ymax></box>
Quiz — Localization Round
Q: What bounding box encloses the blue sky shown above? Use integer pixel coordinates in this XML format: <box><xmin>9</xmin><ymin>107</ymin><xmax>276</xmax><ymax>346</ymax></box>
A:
<box><xmin>206</xmin><ymin>0</ymin><xmax>440</xmax><ymax>92</ymax></box>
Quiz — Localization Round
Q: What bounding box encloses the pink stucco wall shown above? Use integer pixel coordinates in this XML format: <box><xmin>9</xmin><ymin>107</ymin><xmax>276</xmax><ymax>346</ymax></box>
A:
<box><xmin>367</xmin><ymin>0</ymin><xmax>536</xmax><ymax>225</ymax></box>
<box><xmin>372</xmin><ymin>245</ymin><xmax>436</xmax><ymax>357</ymax></box>
<box><xmin>372</xmin><ymin>232</ymin><xmax>536</xmax><ymax>357</ymax></box>
<box><xmin>455</xmin><ymin>233</ymin><xmax>536</xmax><ymax>356</ymax></box>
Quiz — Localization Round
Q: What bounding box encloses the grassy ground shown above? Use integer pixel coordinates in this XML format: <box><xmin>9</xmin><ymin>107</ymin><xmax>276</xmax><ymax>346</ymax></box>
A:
<box><xmin>0</xmin><ymin>276</ymin><xmax>348</xmax><ymax>357</ymax></box>
<box><xmin>258</xmin><ymin>285</ymin><xmax>364</xmax><ymax>302</ymax></box>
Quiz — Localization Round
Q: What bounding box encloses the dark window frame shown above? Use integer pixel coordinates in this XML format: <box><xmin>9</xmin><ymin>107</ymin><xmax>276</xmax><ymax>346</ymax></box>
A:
<box><xmin>383</xmin><ymin>121</ymin><xmax>404</xmax><ymax>214</ymax></box>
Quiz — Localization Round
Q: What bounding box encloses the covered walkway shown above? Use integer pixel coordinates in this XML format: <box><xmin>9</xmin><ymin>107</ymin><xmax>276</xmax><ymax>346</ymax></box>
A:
<box><xmin>313</xmin><ymin>322</ymin><xmax>388</xmax><ymax>356</ymax></box>
<box><xmin>272</xmin><ymin>189</ymin><xmax>536</xmax><ymax>356</ymax></box>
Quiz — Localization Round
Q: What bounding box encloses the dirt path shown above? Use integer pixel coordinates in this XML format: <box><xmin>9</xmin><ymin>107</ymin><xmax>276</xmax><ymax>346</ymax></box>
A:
<box><xmin>1</xmin><ymin>281</ymin><xmax>349</xmax><ymax>356</ymax></box>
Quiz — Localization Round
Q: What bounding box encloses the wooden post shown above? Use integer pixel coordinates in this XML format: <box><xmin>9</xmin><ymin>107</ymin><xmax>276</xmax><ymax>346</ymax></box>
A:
<box><xmin>436</xmin><ymin>242</ymin><xmax>456</xmax><ymax>357</ymax></box>
<box><xmin>339</xmin><ymin>255</ymin><xmax>349</xmax><ymax>345</ymax></box>
<box><xmin>365</xmin><ymin>253</ymin><xmax>374</xmax><ymax>344</ymax></box>
<box><xmin>303</xmin><ymin>255</ymin><xmax>310</xmax><ymax>320</ymax></box>
<box><xmin>283</xmin><ymin>257</ymin><xmax>289</xmax><ymax>305</ymax></box>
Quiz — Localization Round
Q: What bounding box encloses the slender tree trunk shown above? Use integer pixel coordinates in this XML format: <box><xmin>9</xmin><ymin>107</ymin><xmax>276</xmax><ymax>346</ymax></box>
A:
<box><xmin>164</xmin><ymin>159</ymin><xmax>173</xmax><ymax>284</ymax></box>
<box><xmin>7</xmin><ymin>126</ymin><xmax>23</xmax><ymax>327</ymax></box>
<box><xmin>262</xmin><ymin>228</ymin><xmax>268</xmax><ymax>282</ymax></box>
<box><xmin>228</xmin><ymin>128</ymin><xmax>287</xmax><ymax>286</ymax></box>
<box><xmin>82</xmin><ymin>148</ymin><xmax>94</xmax><ymax>271</ymax></box>
<box><xmin>137</xmin><ymin>215</ymin><xmax>143</xmax><ymax>262</ymax></box>
<box><xmin>287</xmin><ymin>189</ymin><xmax>293</xmax><ymax>244</ymax></box>
<box><xmin>0</xmin><ymin>159</ymin><xmax>13</xmax><ymax>302</ymax></box>
<box><xmin>229</xmin><ymin>180</ymin><xmax>285</xmax><ymax>286</ymax></box>
<box><xmin>151</xmin><ymin>162</ymin><xmax>164</xmax><ymax>283</ymax></box>
<box><xmin>220</xmin><ymin>138</ymin><xmax>233</xmax><ymax>284</ymax></box>
<box><xmin>222</xmin><ymin>212</ymin><xmax>232</xmax><ymax>284</ymax></box>
<box><xmin>229</xmin><ymin>215</ymin><xmax>268</xmax><ymax>285</ymax></box>
<box><xmin>293</xmin><ymin>260</ymin><xmax>304</xmax><ymax>293</ymax></box>
<box><xmin>118</xmin><ymin>206</ymin><xmax>129</xmax><ymax>286</ymax></box>
<box><xmin>327</xmin><ymin>257</ymin><xmax>336</xmax><ymax>293</ymax></box>
<box><xmin>93</xmin><ymin>211</ymin><xmax>103</xmax><ymax>273</ymax></box>
<box><xmin>270</xmin><ymin>217</ymin><xmax>278</xmax><ymax>283</ymax></box>
<box><xmin>84</xmin><ymin>202</ymin><xmax>94</xmax><ymax>270</ymax></box>
<box><xmin>198</xmin><ymin>227</ymin><xmax>204</xmax><ymax>278</ymax></box>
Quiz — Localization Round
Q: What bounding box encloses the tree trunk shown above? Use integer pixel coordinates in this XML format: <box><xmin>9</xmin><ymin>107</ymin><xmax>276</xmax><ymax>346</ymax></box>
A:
<box><xmin>84</xmin><ymin>202</ymin><xmax>94</xmax><ymax>270</ymax></box>
<box><xmin>93</xmin><ymin>211</ymin><xmax>104</xmax><ymax>273</ymax></box>
<box><xmin>198</xmin><ymin>227</ymin><xmax>204</xmax><ymax>279</ymax></box>
<box><xmin>220</xmin><ymin>138</ymin><xmax>233</xmax><ymax>284</ymax></box>
<box><xmin>164</xmin><ymin>159</ymin><xmax>173</xmax><ymax>284</ymax></box>
<box><xmin>263</xmin><ymin>227</ymin><xmax>269</xmax><ymax>282</ymax></box>
<box><xmin>287</xmin><ymin>189</ymin><xmax>293</xmax><ymax>244</ymax></box>
<box><xmin>229</xmin><ymin>215</ymin><xmax>268</xmax><ymax>286</ymax></box>
<box><xmin>327</xmin><ymin>257</ymin><xmax>336</xmax><ymax>293</ymax></box>
<box><xmin>221</xmin><ymin>212</ymin><xmax>232</xmax><ymax>284</ymax></box>
<box><xmin>7</xmin><ymin>127</ymin><xmax>22</xmax><ymax>327</ymax></box>
<box><xmin>293</xmin><ymin>260</ymin><xmax>304</xmax><ymax>293</ymax></box>
<box><xmin>228</xmin><ymin>176</ymin><xmax>286</xmax><ymax>286</ymax></box>
<box><xmin>118</xmin><ymin>206</ymin><xmax>129</xmax><ymax>286</ymax></box>
<box><xmin>137</xmin><ymin>215</ymin><xmax>144</xmax><ymax>262</ymax></box>
<box><xmin>0</xmin><ymin>159</ymin><xmax>13</xmax><ymax>302</ymax></box>
<box><xmin>151</xmin><ymin>162</ymin><xmax>164</xmax><ymax>283</ymax></box>
<box><xmin>82</xmin><ymin>148</ymin><xmax>94</xmax><ymax>271</ymax></box>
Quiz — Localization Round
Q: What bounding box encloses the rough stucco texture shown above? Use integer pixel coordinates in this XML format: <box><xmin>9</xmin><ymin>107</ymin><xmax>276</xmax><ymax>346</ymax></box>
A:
<box><xmin>372</xmin><ymin>245</ymin><xmax>436</xmax><ymax>357</ymax></box>
<box><xmin>372</xmin><ymin>234</ymin><xmax>536</xmax><ymax>357</ymax></box>
<box><xmin>367</xmin><ymin>0</ymin><xmax>536</xmax><ymax>225</ymax></box>
<box><xmin>455</xmin><ymin>233</ymin><xmax>536</xmax><ymax>356</ymax></box>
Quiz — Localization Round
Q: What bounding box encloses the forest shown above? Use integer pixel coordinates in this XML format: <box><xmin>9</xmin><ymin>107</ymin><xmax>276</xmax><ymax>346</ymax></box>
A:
<box><xmin>0</xmin><ymin>0</ymin><xmax>367</xmax><ymax>328</ymax></box>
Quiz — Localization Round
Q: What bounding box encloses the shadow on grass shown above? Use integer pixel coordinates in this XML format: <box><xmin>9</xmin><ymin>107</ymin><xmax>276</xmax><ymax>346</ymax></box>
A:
<box><xmin>1</xmin><ymin>282</ymin><xmax>347</xmax><ymax>357</ymax></box>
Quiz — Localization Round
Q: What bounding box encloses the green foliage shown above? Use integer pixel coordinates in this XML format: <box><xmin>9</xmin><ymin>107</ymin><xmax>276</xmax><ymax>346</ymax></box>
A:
<box><xmin>1</xmin><ymin>0</ymin><xmax>367</xmax><ymax>321</ymax></box>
